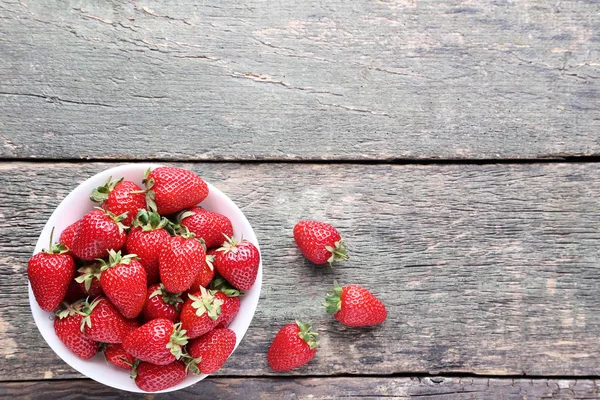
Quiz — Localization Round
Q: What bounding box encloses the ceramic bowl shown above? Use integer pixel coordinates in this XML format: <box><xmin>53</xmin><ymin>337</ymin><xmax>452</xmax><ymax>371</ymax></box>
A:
<box><xmin>29</xmin><ymin>163</ymin><xmax>262</xmax><ymax>393</ymax></box>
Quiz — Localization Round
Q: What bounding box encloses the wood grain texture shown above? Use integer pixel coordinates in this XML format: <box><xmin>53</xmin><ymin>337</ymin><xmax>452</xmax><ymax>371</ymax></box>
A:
<box><xmin>1</xmin><ymin>377</ymin><xmax>599</xmax><ymax>399</ymax></box>
<box><xmin>1</xmin><ymin>162</ymin><xmax>600</xmax><ymax>380</ymax></box>
<box><xmin>1</xmin><ymin>0</ymin><xmax>599</xmax><ymax>160</ymax></box>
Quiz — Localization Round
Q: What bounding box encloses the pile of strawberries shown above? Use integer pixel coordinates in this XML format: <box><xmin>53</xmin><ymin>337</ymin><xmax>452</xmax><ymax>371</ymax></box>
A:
<box><xmin>267</xmin><ymin>220</ymin><xmax>387</xmax><ymax>372</ymax></box>
<box><xmin>28</xmin><ymin>167</ymin><xmax>260</xmax><ymax>392</ymax></box>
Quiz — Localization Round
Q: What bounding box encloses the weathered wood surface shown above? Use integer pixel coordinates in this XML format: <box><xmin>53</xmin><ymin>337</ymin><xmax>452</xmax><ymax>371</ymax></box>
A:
<box><xmin>1</xmin><ymin>162</ymin><xmax>600</xmax><ymax>380</ymax></box>
<box><xmin>1</xmin><ymin>0</ymin><xmax>599</xmax><ymax>160</ymax></box>
<box><xmin>2</xmin><ymin>377</ymin><xmax>599</xmax><ymax>399</ymax></box>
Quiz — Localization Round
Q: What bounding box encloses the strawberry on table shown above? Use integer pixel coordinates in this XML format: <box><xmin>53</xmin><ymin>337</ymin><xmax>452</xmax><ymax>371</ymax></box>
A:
<box><xmin>143</xmin><ymin>166</ymin><xmax>208</xmax><ymax>215</ymax></box>
<box><xmin>122</xmin><ymin>318</ymin><xmax>188</xmax><ymax>366</ymax></box>
<box><xmin>90</xmin><ymin>177</ymin><xmax>147</xmax><ymax>226</ymax></box>
<box><xmin>267</xmin><ymin>321</ymin><xmax>318</xmax><ymax>372</ymax></box>
<box><xmin>125</xmin><ymin>210</ymin><xmax>172</xmax><ymax>285</ymax></box>
<box><xmin>159</xmin><ymin>233</ymin><xmax>206</xmax><ymax>293</ymax></box>
<box><xmin>180</xmin><ymin>207</ymin><xmax>233</xmax><ymax>249</ymax></box>
<box><xmin>71</xmin><ymin>209</ymin><xmax>128</xmax><ymax>260</ymax></box>
<box><xmin>133</xmin><ymin>361</ymin><xmax>187</xmax><ymax>392</ymax></box>
<box><xmin>79</xmin><ymin>297</ymin><xmax>130</xmax><ymax>343</ymax></box>
<box><xmin>54</xmin><ymin>301</ymin><xmax>98</xmax><ymax>360</ymax></box>
<box><xmin>187</xmin><ymin>328</ymin><xmax>236</xmax><ymax>374</ymax></box>
<box><xmin>293</xmin><ymin>220</ymin><xmax>349</xmax><ymax>266</ymax></box>
<box><xmin>104</xmin><ymin>343</ymin><xmax>135</xmax><ymax>370</ymax></box>
<box><xmin>180</xmin><ymin>287</ymin><xmax>224</xmax><ymax>338</ymax></box>
<box><xmin>28</xmin><ymin>228</ymin><xmax>76</xmax><ymax>312</ymax></box>
<box><xmin>323</xmin><ymin>281</ymin><xmax>387</xmax><ymax>327</ymax></box>
<box><xmin>142</xmin><ymin>283</ymin><xmax>183</xmax><ymax>323</ymax></box>
<box><xmin>98</xmin><ymin>250</ymin><xmax>147</xmax><ymax>319</ymax></box>
<box><xmin>213</xmin><ymin>235</ymin><xmax>260</xmax><ymax>291</ymax></box>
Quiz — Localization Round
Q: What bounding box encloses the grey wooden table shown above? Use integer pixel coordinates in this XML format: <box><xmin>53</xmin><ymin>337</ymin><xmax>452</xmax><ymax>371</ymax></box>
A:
<box><xmin>1</xmin><ymin>0</ymin><xmax>600</xmax><ymax>398</ymax></box>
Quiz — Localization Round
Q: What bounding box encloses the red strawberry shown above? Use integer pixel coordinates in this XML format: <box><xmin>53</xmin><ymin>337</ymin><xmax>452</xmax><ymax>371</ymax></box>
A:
<box><xmin>104</xmin><ymin>343</ymin><xmax>135</xmax><ymax>370</ymax></box>
<box><xmin>211</xmin><ymin>277</ymin><xmax>241</xmax><ymax>329</ymax></box>
<box><xmin>54</xmin><ymin>301</ymin><xmax>98</xmax><ymax>360</ymax></box>
<box><xmin>180</xmin><ymin>207</ymin><xmax>233</xmax><ymax>249</ymax></box>
<box><xmin>75</xmin><ymin>263</ymin><xmax>103</xmax><ymax>298</ymax></box>
<box><xmin>188</xmin><ymin>253</ymin><xmax>215</xmax><ymax>293</ymax></box>
<box><xmin>213</xmin><ymin>236</ymin><xmax>260</xmax><ymax>291</ymax></box>
<box><xmin>180</xmin><ymin>287</ymin><xmax>224</xmax><ymax>339</ymax></box>
<box><xmin>125</xmin><ymin>210</ymin><xmax>172</xmax><ymax>285</ymax></box>
<box><xmin>122</xmin><ymin>318</ymin><xmax>188</xmax><ymax>366</ymax></box>
<box><xmin>187</xmin><ymin>328</ymin><xmax>236</xmax><ymax>374</ymax></box>
<box><xmin>79</xmin><ymin>297</ymin><xmax>130</xmax><ymax>343</ymax></box>
<box><xmin>293</xmin><ymin>220</ymin><xmax>349</xmax><ymax>265</ymax></box>
<box><xmin>91</xmin><ymin>177</ymin><xmax>147</xmax><ymax>226</ymax></box>
<box><xmin>59</xmin><ymin>220</ymin><xmax>80</xmax><ymax>251</ymax></box>
<box><xmin>159</xmin><ymin>234</ymin><xmax>205</xmax><ymax>293</ymax></box>
<box><xmin>324</xmin><ymin>281</ymin><xmax>387</xmax><ymax>327</ymax></box>
<box><xmin>28</xmin><ymin>228</ymin><xmax>76</xmax><ymax>311</ymax></box>
<box><xmin>133</xmin><ymin>361</ymin><xmax>187</xmax><ymax>392</ymax></box>
<box><xmin>142</xmin><ymin>283</ymin><xmax>183</xmax><ymax>323</ymax></box>
<box><xmin>267</xmin><ymin>321</ymin><xmax>318</xmax><ymax>372</ymax></box>
<box><xmin>71</xmin><ymin>209</ymin><xmax>127</xmax><ymax>260</ymax></box>
<box><xmin>63</xmin><ymin>279</ymin><xmax>85</xmax><ymax>304</ymax></box>
<box><xmin>97</xmin><ymin>250</ymin><xmax>147</xmax><ymax>319</ymax></box>
<box><xmin>143</xmin><ymin>167</ymin><xmax>208</xmax><ymax>215</ymax></box>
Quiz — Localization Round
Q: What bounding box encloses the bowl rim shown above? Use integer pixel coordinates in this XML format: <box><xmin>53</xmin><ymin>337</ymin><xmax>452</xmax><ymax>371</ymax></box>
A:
<box><xmin>28</xmin><ymin>163</ymin><xmax>262</xmax><ymax>393</ymax></box>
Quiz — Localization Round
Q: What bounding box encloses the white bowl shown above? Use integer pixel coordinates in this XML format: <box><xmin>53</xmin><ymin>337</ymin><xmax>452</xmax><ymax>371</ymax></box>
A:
<box><xmin>29</xmin><ymin>163</ymin><xmax>262</xmax><ymax>393</ymax></box>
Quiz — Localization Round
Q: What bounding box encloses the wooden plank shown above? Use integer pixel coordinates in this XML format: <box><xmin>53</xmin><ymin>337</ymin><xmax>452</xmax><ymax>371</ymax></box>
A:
<box><xmin>1</xmin><ymin>377</ymin><xmax>599</xmax><ymax>399</ymax></box>
<box><xmin>0</xmin><ymin>1</ymin><xmax>598</xmax><ymax>161</ymax></box>
<box><xmin>1</xmin><ymin>162</ymin><xmax>600</xmax><ymax>380</ymax></box>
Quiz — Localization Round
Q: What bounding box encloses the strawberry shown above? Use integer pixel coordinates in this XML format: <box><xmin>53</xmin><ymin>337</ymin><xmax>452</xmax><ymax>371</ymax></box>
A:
<box><xmin>188</xmin><ymin>253</ymin><xmax>215</xmax><ymax>293</ymax></box>
<box><xmin>63</xmin><ymin>279</ymin><xmax>86</xmax><ymax>303</ymax></box>
<box><xmin>180</xmin><ymin>207</ymin><xmax>233</xmax><ymax>249</ymax></box>
<box><xmin>143</xmin><ymin>167</ymin><xmax>208</xmax><ymax>215</ymax></box>
<box><xmin>79</xmin><ymin>297</ymin><xmax>130</xmax><ymax>343</ymax></box>
<box><xmin>142</xmin><ymin>283</ymin><xmax>183</xmax><ymax>323</ymax></box>
<box><xmin>211</xmin><ymin>277</ymin><xmax>241</xmax><ymax>329</ymax></box>
<box><xmin>59</xmin><ymin>220</ymin><xmax>80</xmax><ymax>251</ymax></box>
<box><xmin>122</xmin><ymin>318</ymin><xmax>188</xmax><ymax>366</ymax></box>
<box><xmin>124</xmin><ymin>210</ymin><xmax>171</xmax><ymax>285</ymax></box>
<box><xmin>28</xmin><ymin>228</ymin><xmax>76</xmax><ymax>311</ymax></box>
<box><xmin>54</xmin><ymin>301</ymin><xmax>98</xmax><ymax>360</ymax></box>
<box><xmin>97</xmin><ymin>250</ymin><xmax>147</xmax><ymax>319</ymax></box>
<box><xmin>71</xmin><ymin>209</ymin><xmax>127</xmax><ymax>260</ymax></box>
<box><xmin>267</xmin><ymin>321</ymin><xmax>318</xmax><ymax>372</ymax></box>
<box><xmin>91</xmin><ymin>177</ymin><xmax>147</xmax><ymax>226</ymax></box>
<box><xmin>180</xmin><ymin>287</ymin><xmax>224</xmax><ymax>338</ymax></box>
<box><xmin>323</xmin><ymin>281</ymin><xmax>387</xmax><ymax>327</ymax></box>
<box><xmin>75</xmin><ymin>263</ymin><xmax>103</xmax><ymax>298</ymax></box>
<box><xmin>159</xmin><ymin>234</ymin><xmax>205</xmax><ymax>293</ymax></box>
<box><xmin>293</xmin><ymin>220</ymin><xmax>349</xmax><ymax>265</ymax></box>
<box><xmin>187</xmin><ymin>328</ymin><xmax>236</xmax><ymax>374</ymax></box>
<box><xmin>213</xmin><ymin>236</ymin><xmax>260</xmax><ymax>291</ymax></box>
<box><xmin>133</xmin><ymin>361</ymin><xmax>187</xmax><ymax>392</ymax></box>
<box><xmin>104</xmin><ymin>343</ymin><xmax>135</xmax><ymax>370</ymax></box>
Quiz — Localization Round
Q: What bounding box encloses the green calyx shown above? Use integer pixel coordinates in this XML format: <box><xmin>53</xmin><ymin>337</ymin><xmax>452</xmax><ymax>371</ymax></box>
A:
<box><xmin>217</xmin><ymin>234</ymin><xmax>240</xmax><ymax>255</ymax></box>
<box><xmin>54</xmin><ymin>300</ymin><xmax>85</xmax><ymax>319</ymax></box>
<box><xmin>90</xmin><ymin>176</ymin><xmax>124</xmax><ymax>203</ymax></box>
<box><xmin>142</xmin><ymin>168</ymin><xmax>157</xmax><ymax>213</ymax></box>
<box><xmin>210</xmin><ymin>276</ymin><xmax>240</xmax><ymax>297</ymax></box>
<box><xmin>166</xmin><ymin>322</ymin><xmax>188</xmax><ymax>360</ymax></box>
<box><xmin>132</xmin><ymin>209</ymin><xmax>169</xmax><ymax>232</ymax></box>
<box><xmin>129</xmin><ymin>359</ymin><xmax>141</xmax><ymax>380</ymax></box>
<box><xmin>95</xmin><ymin>207</ymin><xmax>129</xmax><ymax>233</ymax></box>
<box><xmin>43</xmin><ymin>227</ymin><xmax>70</xmax><ymax>255</ymax></box>
<box><xmin>149</xmin><ymin>284</ymin><xmax>184</xmax><ymax>309</ymax></box>
<box><xmin>188</xmin><ymin>286</ymin><xmax>224</xmax><ymax>321</ymax></box>
<box><xmin>75</xmin><ymin>264</ymin><xmax>101</xmax><ymax>292</ymax></box>
<box><xmin>205</xmin><ymin>255</ymin><xmax>215</xmax><ymax>272</ymax></box>
<box><xmin>177</xmin><ymin>210</ymin><xmax>196</xmax><ymax>224</ymax></box>
<box><xmin>296</xmin><ymin>320</ymin><xmax>318</xmax><ymax>350</ymax></box>
<box><xmin>323</xmin><ymin>281</ymin><xmax>343</xmax><ymax>315</ymax></box>
<box><xmin>182</xmin><ymin>353</ymin><xmax>202</xmax><ymax>375</ymax></box>
<box><xmin>97</xmin><ymin>250</ymin><xmax>139</xmax><ymax>272</ymax></box>
<box><xmin>325</xmin><ymin>240</ymin><xmax>349</xmax><ymax>266</ymax></box>
<box><xmin>77</xmin><ymin>297</ymin><xmax>102</xmax><ymax>332</ymax></box>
